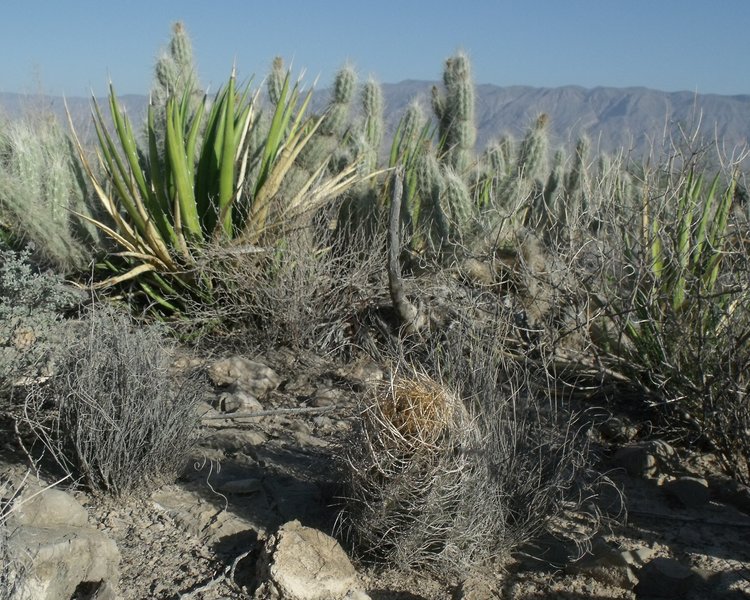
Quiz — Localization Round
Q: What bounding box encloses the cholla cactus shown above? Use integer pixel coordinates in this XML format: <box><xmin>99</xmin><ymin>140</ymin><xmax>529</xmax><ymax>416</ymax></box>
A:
<box><xmin>515</xmin><ymin>114</ymin><xmax>550</xmax><ymax>183</ymax></box>
<box><xmin>360</xmin><ymin>77</ymin><xmax>384</xmax><ymax>175</ymax></box>
<box><xmin>151</xmin><ymin>22</ymin><xmax>201</xmax><ymax>109</ymax></box>
<box><xmin>148</xmin><ymin>22</ymin><xmax>203</xmax><ymax>161</ymax></box>
<box><xmin>267</xmin><ymin>56</ymin><xmax>285</xmax><ymax>106</ymax></box>
<box><xmin>432</xmin><ymin>52</ymin><xmax>476</xmax><ymax>173</ymax></box>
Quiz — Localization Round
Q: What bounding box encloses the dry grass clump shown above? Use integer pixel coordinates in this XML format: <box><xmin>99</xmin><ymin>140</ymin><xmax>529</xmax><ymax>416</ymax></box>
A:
<box><xmin>0</xmin><ymin>474</ymin><xmax>24</xmax><ymax>598</ymax></box>
<box><xmin>19</xmin><ymin>307</ymin><xmax>206</xmax><ymax>497</ymax></box>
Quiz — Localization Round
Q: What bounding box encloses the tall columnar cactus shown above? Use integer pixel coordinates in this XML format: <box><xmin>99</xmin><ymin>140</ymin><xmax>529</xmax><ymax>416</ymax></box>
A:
<box><xmin>298</xmin><ymin>64</ymin><xmax>357</xmax><ymax>175</ymax></box>
<box><xmin>149</xmin><ymin>22</ymin><xmax>202</xmax><ymax>161</ymax></box>
<box><xmin>360</xmin><ymin>77</ymin><xmax>384</xmax><ymax>175</ymax></box>
<box><xmin>485</xmin><ymin>137</ymin><xmax>513</xmax><ymax>178</ymax></box>
<box><xmin>267</xmin><ymin>56</ymin><xmax>286</xmax><ymax>106</ymax></box>
<box><xmin>151</xmin><ymin>22</ymin><xmax>201</xmax><ymax>110</ymax></box>
<box><xmin>388</xmin><ymin>100</ymin><xmax>430</xmax><ymax>227</ymax></box>
<box><xmin>515</xmin><ymin>114</ymin><xmax>550</xmax><ymax>183</ymax></box>
<box><xmin>321</xmin><ymin>65</ymin><xmax>357</xmax><ymax>138</ymax></box>
<box><xmin>414</xmin><ymin>150</ymin><xmax>446</xmax><ymax>252</ymax></box>
<box><xmin>475</xmin><ymin>136</ymin><xmax>515</xmax><ymax>209</ymax></box>
<box><xmin>488</xmin><ymin>114</ymin><xmax>551</xmax><ymax>234</ymax></box>
<box><xmin>336</xmin><ymin>77</ymin><xmax>386</xmax><ymax>236</ymax></box>
<box><xmin>562</xmin><ymin>136</ymin><xmax>591</xmax><ymax>230</ymax></box>
<box><xmin>536</xmin><ymin>149</ymin><xmax>566</xmax><ymax>239</ymax></box>
<box><xmin>441</xmin><ymin>166</ymin><xmax>473</xmax><ymax>241</ymax></box>
<box><xmin>431</xmin><ymin>52</ymin><xmax>476</xmax><ymax>173</ymax></box>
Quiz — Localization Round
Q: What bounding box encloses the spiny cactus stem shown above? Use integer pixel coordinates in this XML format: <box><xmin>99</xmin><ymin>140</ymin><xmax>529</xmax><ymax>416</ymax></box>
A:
<box><xmin>388</xmin><ymin>168</ymin><xmax>424</xmax><ymax>334</ymax></box>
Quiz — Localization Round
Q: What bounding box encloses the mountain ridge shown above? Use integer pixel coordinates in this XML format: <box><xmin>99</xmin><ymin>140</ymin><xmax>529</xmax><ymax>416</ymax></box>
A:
<box><xmin>2</xmin><ymin>82</ymin><xmax>748</xmax><ymax>161</ymax></box>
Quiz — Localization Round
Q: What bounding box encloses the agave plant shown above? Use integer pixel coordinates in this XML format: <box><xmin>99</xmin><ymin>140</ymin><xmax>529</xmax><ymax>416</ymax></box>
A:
<box><xmin>68</xmin><ymin>66</ymin><xmax>362</xmax><ymax>312</ymax></box>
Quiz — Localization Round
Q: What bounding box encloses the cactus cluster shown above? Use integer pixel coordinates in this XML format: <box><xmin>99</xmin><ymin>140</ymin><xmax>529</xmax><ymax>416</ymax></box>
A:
<box><xmin>359</xmin><ymin>77</ymin><xmax>384</xmax><ymax>176</ymax></box>
<box><xmin>432</xmin><ymin>52</ymin><xmax>476</xmax><ymax>173</ymax></box>
<box><xmin>152</xmin><ymin>22</ymin><xmax>200</xmax><ymax>105</ymax></box>
<box><xmin>148</xmin><ymin>22</ymin><xmax>203</xmax><ymax>164</ymax></box>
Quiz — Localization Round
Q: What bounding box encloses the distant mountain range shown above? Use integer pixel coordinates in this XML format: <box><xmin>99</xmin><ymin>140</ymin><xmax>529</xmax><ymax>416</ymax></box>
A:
<box><xmin>3</xmin><ymin>82</ymin><xmax>749</xmax><ymax>163</ymax></box>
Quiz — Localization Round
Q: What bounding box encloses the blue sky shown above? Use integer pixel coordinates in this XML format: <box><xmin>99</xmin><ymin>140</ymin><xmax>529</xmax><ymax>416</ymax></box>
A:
<box><xmin>3</xmin><ymin>1</ymin><xmax>749</xmax><ymax>97</ymax></box>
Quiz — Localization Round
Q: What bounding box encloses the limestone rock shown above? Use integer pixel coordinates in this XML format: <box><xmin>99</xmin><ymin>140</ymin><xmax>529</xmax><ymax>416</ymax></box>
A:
<box><xmin>5</xmin><ymin>525</ymin><xmax>120</xmax><ymax>600</ymax></box>
<box><xmin>12</xmin><ymin>487</ymin><xmax>89</xmax><ymax>528</ymax></box>
<box><xmin>219</xmin><ymin>387</ymin><xmax>264</xmax><ymax>413</ymax></box>
<box><xmin>208</xmin><ymin>356</ymin><xmax>281</xmax><ymax>397</ymax></box>
<box><xmin>254</xmin><ymin>520</ymin><xmax>364</xmax><ymax>600</ymax></box>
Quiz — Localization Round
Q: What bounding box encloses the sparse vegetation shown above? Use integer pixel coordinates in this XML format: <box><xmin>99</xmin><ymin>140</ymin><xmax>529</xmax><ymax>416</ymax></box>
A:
<box><xmin>0</xmin><ymin>246</ymin><xmax>83</xmax><ymax>411</ymax></box>
<box><xmin>340</xmin><ymin>330</ymin><xmax>605</xmax><ymax>575</ymax></box>
<box><xmin>20</xmin><ymin>307</ymin><xmax>205</xmax><ymax>496</ymax></box>
<box><xmin>1</xmin><ymin>21</ymin><xmax>749</xmax><ymax>597</ymax></box>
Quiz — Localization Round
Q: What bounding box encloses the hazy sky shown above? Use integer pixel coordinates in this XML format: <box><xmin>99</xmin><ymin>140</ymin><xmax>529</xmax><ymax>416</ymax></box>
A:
<box><xmin>3</xmin><ymin>1</ymin><xmax>749</xmax><ymax>97</ymax></box>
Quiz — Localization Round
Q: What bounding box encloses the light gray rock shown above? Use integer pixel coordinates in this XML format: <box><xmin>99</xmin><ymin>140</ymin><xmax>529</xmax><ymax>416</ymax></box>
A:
<box><xmin>208</xmin><ymin>356</ymin><xmax>281</xmax><ymax>397</ymax></box>
<box><xmin>5</xmin><ymin>525</ymin><xmax>120</xmax><ymax>600</ymax></box>
<box><xmin>254</xmin><ymin>520</ymin><xmax>364</xmax><ymax>600</ymax></box>
<box><xmin>152</xmin><ymin>486</ymin><xmax>265</xmax><ymax>542</ymax></box>
<box><xmin>219</xmin><ymin>388</ymin><xmax>263</xmax><ymax>413</ymax></box>
<box><xmin>11</xmin><ymin>487</ymin><xmax>89</xmax><ymax>528</ymax></box>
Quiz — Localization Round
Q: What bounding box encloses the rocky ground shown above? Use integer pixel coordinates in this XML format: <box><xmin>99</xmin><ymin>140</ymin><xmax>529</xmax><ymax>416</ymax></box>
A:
<box><xmin>2</xmin><ymin>347</ymin><xmax>750</xmax><ymax>599</ymax></box>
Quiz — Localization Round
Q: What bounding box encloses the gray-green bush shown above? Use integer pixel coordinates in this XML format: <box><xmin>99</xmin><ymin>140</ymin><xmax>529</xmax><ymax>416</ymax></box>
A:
<box><xmin>22</xmin><ymin>307</ymin><xmax>205</xmax><ymax>496</ymax></box>
<box><xmin>0</xmin><ymin>247</ymin><xmax>82</xmax><ymax>410</ymax></box>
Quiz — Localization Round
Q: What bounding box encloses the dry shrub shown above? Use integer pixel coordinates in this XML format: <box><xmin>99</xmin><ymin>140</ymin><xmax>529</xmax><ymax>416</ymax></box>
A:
<box><xmin>20</xmin><ymin>307</ymin><xmax>205</xmax><ymax>497</ymax></box>
<box><xmin>339</xmin><ymin>314</ymin><xmax>605</xmax><ymax>577</ymax></box>
<box><xmin>566</xmin><ymin>149</ymin><xmax>750</xmax><ymax>483</ymax></box>
<box><xmin>185</xmin><ymin>214</ymin><xmax>388</xmax><ymax>355</ymax></box>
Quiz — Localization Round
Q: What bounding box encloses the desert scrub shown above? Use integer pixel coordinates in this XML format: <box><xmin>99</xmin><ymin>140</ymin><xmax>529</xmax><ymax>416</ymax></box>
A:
<box><xmin>21</xmin><ymin>307</ymin><xmax>205</xmax><ymax>496</ymax></box>
<box><xmin>0</xmin><ymin>474</ymin><xmax>24</xmax><ymax>599</ymax></box>
<box><xmin>182</xmin><ymin>210</ymin><xmax>388</xmax><ymax>355</ymax></box>
<box><xmin>0</xmin><ymin>111</ymin><xmax>99</xmax><ymax>271</ymax></box>
<box><xmin>585</xmin><ymin>163</ymin><xmax>750</xmax><ymax>483</ymax></box>
<box><xmin>0</xmin><ymin>247</ymin><xmax>82</xmax><ymax>411</ymax></box>
<box><xmin>339</xmin><ymin>316</ymin><xmax>605</xmax><ymax>576</ymax></box>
